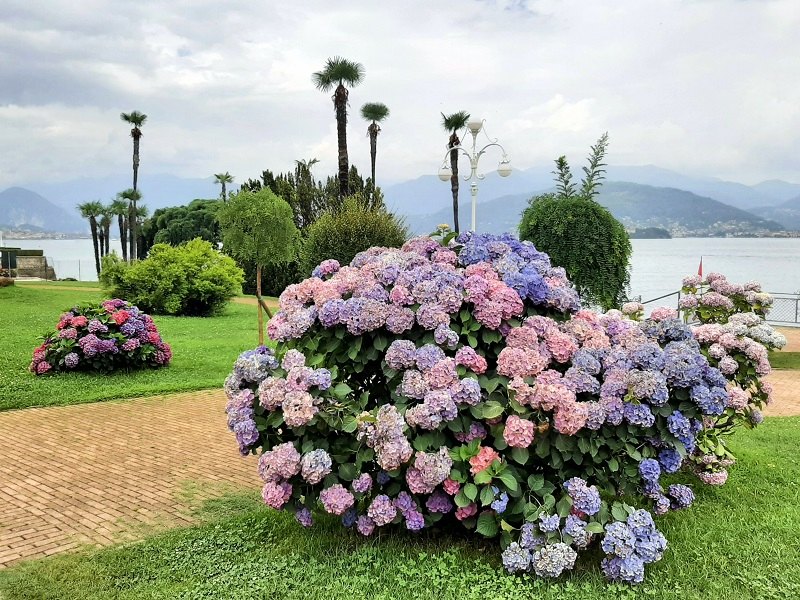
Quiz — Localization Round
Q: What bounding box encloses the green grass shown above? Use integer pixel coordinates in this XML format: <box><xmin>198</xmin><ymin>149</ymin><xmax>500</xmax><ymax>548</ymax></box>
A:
<box><xmin>769</xmin><ymin>351</ymin><xmax>800</xmax><ymax>370</ymax></box>
<box><xmin>0</xmin><ymin>285</ymin><xmax>263</xmax><ymax>411</ymax></box>
<box><xmin>1</xmin><ymin>418</ymin><xmax>798</xmax><ymax>600</ymax></box>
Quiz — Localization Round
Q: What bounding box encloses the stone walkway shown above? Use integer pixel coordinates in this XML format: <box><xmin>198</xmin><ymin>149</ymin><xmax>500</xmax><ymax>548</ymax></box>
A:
<box><xmin>0</xmin><ymin>390</ymin><xmax>259</xmax><ymax>567</ymax></box>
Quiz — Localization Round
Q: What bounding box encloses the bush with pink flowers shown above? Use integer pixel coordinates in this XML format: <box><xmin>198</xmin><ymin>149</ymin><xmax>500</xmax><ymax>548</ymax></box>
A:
<box><xmin>30</xmin><ymin>299</ymin><xmax>172</xmax><ymax>375</ymax></box>
<box><xmin>224</xmin><ymin>230</ymin><xmax>776</xmax><ymax>585</ymax></box>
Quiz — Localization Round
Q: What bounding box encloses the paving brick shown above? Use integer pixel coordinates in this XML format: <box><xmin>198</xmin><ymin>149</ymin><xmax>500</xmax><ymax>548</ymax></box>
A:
<box><xmin>0</xmin><ymin>389</ymin><xmax>259</xmax><ymax>568</ymax></box>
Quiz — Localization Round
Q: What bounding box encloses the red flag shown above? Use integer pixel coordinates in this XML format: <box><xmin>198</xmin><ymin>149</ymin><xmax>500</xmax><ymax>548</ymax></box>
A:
<box><xmin>698</xmin><ymin>257</ymin><xmax>703</xmax><ymax>277</ymax></box>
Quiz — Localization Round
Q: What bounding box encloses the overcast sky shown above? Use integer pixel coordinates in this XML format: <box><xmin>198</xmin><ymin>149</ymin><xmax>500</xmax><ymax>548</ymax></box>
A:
<box><xmin>1</xmin><ymin>0</ymin><xmax>798</xmax><ymax>190</ymax></box>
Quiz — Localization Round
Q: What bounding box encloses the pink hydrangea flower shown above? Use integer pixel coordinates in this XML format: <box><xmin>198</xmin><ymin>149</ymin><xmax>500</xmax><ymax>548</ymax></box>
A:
<box><xmin>503</xmin><ymin>415</ymin><xmax>535</xmax><ymax>448</ymax></box>
<box><xmin>455</xmin><ymin>503</ymin><xmax>478</xmax><ymax>521</ymax></box>
<box><xmin>442</xmin><ymin>478</ymin><xmax>461</xmax><ymax>495</ymax></box>
<box><xmin>319</xmin><ymin>484</ymin><xmax>355</xmax><ymax>515</ymax></box>
<box><xmin>262</xmin><ymin>481</ymin><xmax>292</xmax><ymax>509</ymax></box>
<box><xmin>469</xmin><ymin>446</ymin><xmax>500</xmax><ymax>475</ymax></box>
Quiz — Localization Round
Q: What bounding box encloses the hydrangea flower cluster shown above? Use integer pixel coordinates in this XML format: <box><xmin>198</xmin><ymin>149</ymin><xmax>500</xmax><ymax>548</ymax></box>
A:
<box><xmin>225</xmin><ymin>234</ymin><xmax>776</xmax><ymax>586</ymax></box>
<box><xmin>674</xmin><ymin>274</ymin><xmax>784</xmax><ymax>483</ymax></box>
<box><xmin>31</xmin><ymin>299</ymin><xmax>171</xmax><ymax>375</ymax></box>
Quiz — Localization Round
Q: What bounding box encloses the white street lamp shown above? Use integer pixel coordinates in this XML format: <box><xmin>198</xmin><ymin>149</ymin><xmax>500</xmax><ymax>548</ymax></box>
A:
<box><xmin>438</xmin><ymin>117</ymin><xmax>511</xmax><ymax>232</ymax></box>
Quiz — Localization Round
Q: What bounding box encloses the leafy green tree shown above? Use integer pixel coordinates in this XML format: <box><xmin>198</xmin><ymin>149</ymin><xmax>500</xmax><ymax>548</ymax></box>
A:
<box><xmin>110</xmin><ymin>197</ymin><xmax>129</xmax><ymax>261</ymax></box>
<box><xmin>77</xmin><ymin>200</ymin><xmax>103</xmax><ymax>276</ymax></box>
<box><xmin>360</xmin><ymin>102</ymin><xmax>390</xmax><ymax>194</ymax></box>
<box><xmin>312</xmin><ymin>57</ymin><xmax>365</xmax><ymax>198</ymax></box>
<box><xmin>300</xmin><ymin>195</ymin><xmax>407</xmax><ymax>277</ymax></box>
<box><xmin>519</xmin><ymin>133</ymin><xmax>631</xmax><ymax>310</ymax></box>
<box><xmin>214</xmin><ymin>172</ymin><xmax>234</xmax><ymax>201</ymax></box>
<box><xmin>120</xmin><ymin>110</ymin><xmax>147</xmax><ymax>260</ymax></box>
<box><xmin>218</xmin><ymin>188</ymin><xmax>299</xmax><ymax>343</ymax></box>
<box><xmin>441</xmin><ymin>111</ymin><xmax>470</xmax><ymax>233</ymax></box>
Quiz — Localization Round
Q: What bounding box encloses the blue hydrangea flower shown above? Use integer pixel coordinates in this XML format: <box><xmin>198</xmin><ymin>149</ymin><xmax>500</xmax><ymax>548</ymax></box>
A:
<box><xmin>658</xmin><ymin>448</ymin><xmax>683</xmax><ymax>474</ymax></box>
<box><xmin>538</xmin><ymin>513</ymin><xmax>560</xmax><ymax>533</ymax></box>
<box><xmin>501</xmin><ymin>542</ymin><xmax>531</xmax><ymax>573</ymax></box>
<box><xmin>638</xmin><ymin>459</ymin><xmax>661</xmax><ymax>483</ymax></box>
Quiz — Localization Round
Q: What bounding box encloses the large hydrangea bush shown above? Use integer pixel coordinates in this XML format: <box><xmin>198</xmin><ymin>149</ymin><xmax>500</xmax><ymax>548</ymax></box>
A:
<box><xmin>31</xmin><ymin>299</ymin><xmax>172</xmax><ymax>374</ymax></box>
<box><xmin>224</xmin><ymin>231</ymin><xmax>782</xmax><ymax>584</ymax></box>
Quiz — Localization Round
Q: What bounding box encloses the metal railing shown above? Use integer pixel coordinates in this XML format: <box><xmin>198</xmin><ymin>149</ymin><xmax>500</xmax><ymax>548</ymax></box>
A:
<box><xmin>633</xmin><ymin>290</ymin><xmax>800</xmax><ymax>326</ymax></box>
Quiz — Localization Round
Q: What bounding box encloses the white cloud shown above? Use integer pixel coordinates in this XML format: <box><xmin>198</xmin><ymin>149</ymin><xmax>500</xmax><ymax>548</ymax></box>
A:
<box><xmin>1</xmin><ymin>0</ymin><xmax>799</xmax><ymax>188</ymax></box>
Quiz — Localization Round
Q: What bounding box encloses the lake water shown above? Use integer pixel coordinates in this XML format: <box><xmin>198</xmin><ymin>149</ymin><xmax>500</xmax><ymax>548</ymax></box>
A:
<box><xmin>4</xmin><ymin>237</ymin><xmax>800</xmax><ymax>301</ymax></box>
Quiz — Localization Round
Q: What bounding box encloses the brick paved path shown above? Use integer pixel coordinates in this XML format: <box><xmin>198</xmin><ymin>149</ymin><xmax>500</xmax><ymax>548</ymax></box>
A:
<box><xmin>0</xmin><ymin>390</ymin><xmax>258</xmax><ymax>567</ymax></box>
<box><xmin>1</xmin><ymin>368</ymin><xmax>799</xmax><ymax>568</ymax></box>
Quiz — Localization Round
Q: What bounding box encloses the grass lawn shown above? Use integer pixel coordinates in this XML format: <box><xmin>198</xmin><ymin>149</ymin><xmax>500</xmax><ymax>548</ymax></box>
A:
<box><xmin>1</xmin><ymin>417</ymin><xmax>797</xmax><ymax>600</ymax></box>
<box><xmin>769</xmin><ymin>351</ymin><xmax>800</xmax><ymax>370</ymax></box>
<box><xmin>0</xmin><ymin>283</ymin><xmax>266</xmax><ymax>411</ymax></box>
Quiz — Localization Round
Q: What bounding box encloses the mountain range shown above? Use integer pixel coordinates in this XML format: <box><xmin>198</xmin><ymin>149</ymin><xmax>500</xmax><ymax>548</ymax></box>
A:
<box><xmin>0</xmin><ymin>187</ymin><xmax>86</xmax><ymax>234</ymax></box>
<box><xmin>1</xmin><ymin>165</ymin><xmax>799</xmax><ymax>237</ymax></box>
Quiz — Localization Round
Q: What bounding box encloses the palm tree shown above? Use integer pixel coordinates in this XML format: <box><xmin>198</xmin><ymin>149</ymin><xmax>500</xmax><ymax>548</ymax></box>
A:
<box><xmin>77</xmin><ymin>201</ymin><xmax>103</xmax><ymax>276</ymax></box>
<box><xmin>441</xmin><ymin>111</ymin><xmax>470</xmax><ymax>234</ymax></box>
<box><xmin>134</xmin><ymin>204</ymin><xmax>149</xmax><ymax>260</ymax></box>
<box><xmin>119</xmin><ymin>188</ymin><xmax>142</xmax><ymax>262</ymax></box>
<box><xmin>312</xmin><ymin>57</ymin><xmax>365</xmax><ymax>198</ymax></box>
<box><xmin>99</xmin><ymin>206</ymin><xmax>113</xmax><ymax>257</ymax></box>
<box><xmin>120</xmin><ymin>110</ymin><xmax>147</xmax><ymax>259</ymax></box>
<box><xmin>360</xmin><ymin>102</ymin><xmax>390</xmax><ymax>195</ymax></box>
<box><xmin>214</xmin><ymin>172</ymin><xmax>235</xmax><ymax>201</ymax></box>
<box><xmin>110</xmin><ymin>197</ymin><xmax>129</xmax><ymax>261</ymax></box>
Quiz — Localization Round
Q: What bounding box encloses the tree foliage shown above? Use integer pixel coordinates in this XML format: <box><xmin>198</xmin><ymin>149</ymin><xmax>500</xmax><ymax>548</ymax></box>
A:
<box><xmin>519</xmin><ymin>133</ymin><xmax>631</xmax><ymax>310</ymax></box>
<box><xmin>217</xmin><ymin>188</ymin><xmax>299</xmax><ymax>269</ymax></box>
<box><xmin>300</xmin><ymin>195</ymin><xmax>407</xmax><ymax>277</ymax></box>
<box><xmin>139</xmin><ymin>199</ymin><xmax>222</xmax><ymax>254</ymax></box>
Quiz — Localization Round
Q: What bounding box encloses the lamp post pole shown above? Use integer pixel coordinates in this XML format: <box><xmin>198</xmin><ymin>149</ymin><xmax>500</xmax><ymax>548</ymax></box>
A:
<box><xmin>439</xmin><ymin>117</ymin><xmax>512</xmax><ymax>232</ymax></box>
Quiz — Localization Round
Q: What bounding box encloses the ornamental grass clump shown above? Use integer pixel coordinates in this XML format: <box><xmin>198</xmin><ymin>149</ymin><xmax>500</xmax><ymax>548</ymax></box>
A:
<box><xmin>30</xmin><ymin>299</ymin><xmax>172</xmax><ymax>374</ymax></box>
<box><xmin>224</xmin><ymin>229</ymin><xmax>777</xmax><ymax>585</ymax></box>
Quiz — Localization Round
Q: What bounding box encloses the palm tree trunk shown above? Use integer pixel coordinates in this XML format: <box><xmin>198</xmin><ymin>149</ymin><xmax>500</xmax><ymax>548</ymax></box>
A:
<box><xmin>104</xmin><ymin>221</ymin><xmax>111</xmax><ymax>256</ymax></box>
<box><xmin>118</xmin><ymin>215</ymin><xmax>128</xmax><ymax>261</ymax></box>
<box><xmin>449</xmin><ymin>147</ymin><xmax>460</xmax><ymax>234</ymax></box>
<box><xmin>98</xmin><ymin>229</ymin><xmax>105</xmax><ymax>258</ymax></box>
<box><xmin>133</xmin><ymin>135</ymin><xmax>140</xmax><ymax>192</ymax></box>
<box><xmin>369</xmin><ymin>124</ymin><xmax>377</xmax><ymax>193</ymax></box>
<box><xmin>221</xmin><ymin>182</ymin><xmax>227</xmax><ymax>201</ymax></box>
<box><xmin>130</xmin><ymin>134</ymin><xmax>140</xmax><ymax>261</ymax></box>
<box><xmin>335</xmin><ymin>84</ymin><xmax>349</xmax><ymax>198</ymax></box>
<box><xmin>128</xmin><ymin>202</ymin><xmax>136</xmax><ymax>262</ymax></box>
<box><xmin>89</xmin><ymin>219</ymin><xmax>101</xmax><ymax>277</ymax></box>
<box><xmin>256</xmin><ymin>265</ymin><xmax>264</xmax><ymax>345</ymax></box>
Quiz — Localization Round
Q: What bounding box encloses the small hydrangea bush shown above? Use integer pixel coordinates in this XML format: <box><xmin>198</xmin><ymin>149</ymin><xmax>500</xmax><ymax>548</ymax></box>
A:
<box><xmin>676</xmin><ymin>273</ymin><xmax>785</xmax><ymax>483</ymax></box>
<box><xmin>30</xmin><ymin>299</ymin><xmax>172</xmax><ymax>374</ymax></box>
<box><xmin>224</xmin><ymin>231</ymin><xmax>779</xmax><ymax>584</ymax></box>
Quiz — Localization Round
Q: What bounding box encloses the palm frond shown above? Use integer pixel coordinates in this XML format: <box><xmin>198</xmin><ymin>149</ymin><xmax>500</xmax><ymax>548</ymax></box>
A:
<box><xmin>441</xmin><ymin>111</ymin><xmax>470</xmax><ymax>133</ymax></box>
<box><xmin>361</xmin><ymin>102</ymin><xmax>390</xmax><ymax>122</ymax></box>
<box><xmin>312</xmin><ymin>56</ymin><xmax>365</xmax><ymax>91</ymax></box>
<box><xmin>120</xmin><ymin>110</ymin><xmax>148</xmax><ymax>127</ymax></box>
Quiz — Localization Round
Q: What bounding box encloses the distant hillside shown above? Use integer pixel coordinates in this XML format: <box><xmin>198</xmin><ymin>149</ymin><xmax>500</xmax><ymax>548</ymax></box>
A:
<box><xmin>0</xmin><ymin>187</ymin><xmax>86</xmax><ymax>233</ymax></box>
<box><xmin>749</xmin><ymin>194</ymin><xmax>800</xmax><ymax>230</ymax></box>
<box><xmin>403</xmin><ymin>181</ymin><xmax>786</xmax><ymax>236</ymax></box>
<box><xmin>751</xmin><ymin>180</ymin><xmax>800</xmax><ymax>202</ymax></box>
<box><xmin>25</xmin><ymin>173</ymin><xmax>228</xmax><ymax>215</ymax></box>
<box><xmin>384</xmin><ymin>167</ymin><xmax>554</xmax><ymax>217</ymax></box>
<box><xmin>384</xmin><ymin>164</ymin><xmax>794</xmax><ymax>215</ymax></box>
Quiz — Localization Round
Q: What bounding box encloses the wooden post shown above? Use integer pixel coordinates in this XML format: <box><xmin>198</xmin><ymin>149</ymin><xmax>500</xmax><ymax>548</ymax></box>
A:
<box><xmin>256</xmin><ymin>264</ymin><xmax>264</xmax><ymax>345</ymax></box>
